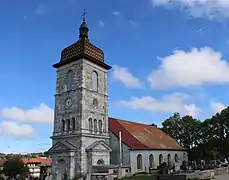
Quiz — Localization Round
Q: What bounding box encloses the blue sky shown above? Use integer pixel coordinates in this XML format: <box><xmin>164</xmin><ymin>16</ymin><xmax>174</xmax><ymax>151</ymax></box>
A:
<box><xmin>1</xmin><ymin>0</ymin><xmax>229</xmax><ymax>153</ymax></box>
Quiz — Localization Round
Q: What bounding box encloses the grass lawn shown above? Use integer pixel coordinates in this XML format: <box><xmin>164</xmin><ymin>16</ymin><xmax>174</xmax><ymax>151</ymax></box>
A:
<box><xmin>122</xmin><ymin>175</ymin><xmax>157</xmax><ymax>180</ymax></box>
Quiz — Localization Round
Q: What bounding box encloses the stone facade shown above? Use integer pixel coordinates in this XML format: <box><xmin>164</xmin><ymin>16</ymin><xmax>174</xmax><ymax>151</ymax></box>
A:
<box><xmin>109</xmin><ymin>132</ymin><xmax>130</xmax><ymax>166</ymax></box>
<box><xmin>50</xmin><ymin>58</ymin><xmax>111</xmax><ymax>179</ymax></box>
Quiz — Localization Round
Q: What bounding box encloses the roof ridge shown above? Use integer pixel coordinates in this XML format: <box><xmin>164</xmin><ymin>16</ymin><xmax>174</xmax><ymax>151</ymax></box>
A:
<box><xmin>109</xmin><ymin>117</ymin><xmax>159</xmax><ymax>129</ymax></box>
<box><xmin>109</xmin><ymin>116</ymin><xmax>155</xmax><ymax>127</ymax></box>
<box><xmin>110</xmin><ymin>117</ymin><xmax>148</xmax><ymax>149</ymax></box>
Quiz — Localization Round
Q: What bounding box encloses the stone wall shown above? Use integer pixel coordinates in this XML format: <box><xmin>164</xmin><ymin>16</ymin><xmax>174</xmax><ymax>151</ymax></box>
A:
<box><xmin>80</xmin><ymin>58</ymin><xmax>110</xmax><ymax>174</ymax></box>
<box><xmin>51</xmin><ymin>56</ymin><xmax>111</xmax><ymax>178</ymax></box>
<box><xmin>215</xmin><ymin>167</ymin><xmax>229</xmax><ymax>175</ymax></box>
<box><xmin>53</xmin><ymin>59</ymin><xmax>83</xmax><ymax>136</ymax></box>
<box><xmin>157</xmin><ymin>169</ymin><xmax>218</xmax><ymax>180</ymax></box>
<box><xmin>109</xmin><ymin>132</ymin><xmax>130</xmax><ymax>166</ymax></box>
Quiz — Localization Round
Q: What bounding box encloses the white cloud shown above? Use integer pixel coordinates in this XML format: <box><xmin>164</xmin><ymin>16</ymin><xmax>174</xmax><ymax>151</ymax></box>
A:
<box><xmin>98</xmin><ymin>20</ymin><xmax>105</xmax><ymax>27</ymax></box>
<box><xmin>35</xmin><ymin>4</ymin><xmax>46</xmax><ymax>15</ymax></box>
<box><xmin>116</xmin><ymin>93</ymin><xmax>201</xmax><ymax>117</ymax></box>
<box><xmin>112</xmin><ymin>11</ymin><xmax>120</xmax><ymax>16</ymax></box>
<box><xmin>210</xmin><ymin>101</ymin><xmax>226</xmax><ymax>114</ymax></box>
<box><xmin>0</xmin><ymin>104</ymin><xmax>54</xmax><ymax>124</ymax></box>
<box><xmin>112</xmin><ymin>65</ymin><xmax>142</xmax><ymax>88</ymax></box>
<box><xmin>129</xmin><ymin>20</ymin><xmax>136</xmax><ymax>26</ymax></box>
<box><xmin>148</xmin><ymin>47</ymin><xmax>229</xmax><ymax>89</ymax></box>
<box><xmin>151</xmin><ymin>0</ymin><xmax>229</xmax><ymax>20</ymax></box>
<box><xmin>0</xmin><ymin>122</ymin><xmax>35</xmax><ymax>139</ymax></box>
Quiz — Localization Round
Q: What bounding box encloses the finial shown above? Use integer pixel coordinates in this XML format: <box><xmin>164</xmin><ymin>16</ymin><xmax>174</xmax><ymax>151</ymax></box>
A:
<box><xmin>79</xmin><ymin>9</ymin><xmax>89</xmax><ymax>39</ymax></box>
<box><xmin>82</xmin><ymin>9</ymin><xmax>87</xmax><ymax>22</ymax></box>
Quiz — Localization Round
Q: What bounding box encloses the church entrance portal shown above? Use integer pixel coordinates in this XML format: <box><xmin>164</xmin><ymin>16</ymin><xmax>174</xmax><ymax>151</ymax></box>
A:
<box><xmin>56</xmin><ymin>159</ymin><xmax>67</xmax><ymax>179</ymax></box>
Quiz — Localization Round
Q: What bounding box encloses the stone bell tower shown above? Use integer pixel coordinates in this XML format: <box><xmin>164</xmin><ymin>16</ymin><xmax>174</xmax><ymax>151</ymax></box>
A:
<box><xmin>48</xmin><ymin>13</ymin><xmax>112</xmax><ymax>179</ymax></box>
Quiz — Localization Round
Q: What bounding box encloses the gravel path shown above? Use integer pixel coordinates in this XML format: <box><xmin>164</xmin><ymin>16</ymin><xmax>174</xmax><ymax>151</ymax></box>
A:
<box><xmin>216</xmin><ymin>173</ymin><xmax>229</xmax><ymax>180</ymax></box>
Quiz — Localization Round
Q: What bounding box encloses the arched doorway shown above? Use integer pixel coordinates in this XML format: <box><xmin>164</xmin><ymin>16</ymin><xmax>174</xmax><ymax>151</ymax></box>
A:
<box><xmin>56</xmin><ymin>159</ymin><xmax>67</xmax><ymax>179</ymax></box>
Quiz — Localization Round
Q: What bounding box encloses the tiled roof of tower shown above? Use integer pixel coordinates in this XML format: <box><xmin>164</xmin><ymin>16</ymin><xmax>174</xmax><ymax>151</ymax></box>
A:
<box><xmin>60</xmin><ymin>39</ymin><xmax>104</xmax><ymax>62</ymax></box>
<box><xmin>53</xmin><ymin>19</ymin><xmax>112</xmax><ymax>70</ymax></box>
<box><xmin>108</xmin><ymin>117</ymin><xmax>186</xmax><ymax>150</ymax></box>
<box><xmin>53</xmin><ymin>38</ymin><xmax>112</xmax><ymax>70</ymax></box>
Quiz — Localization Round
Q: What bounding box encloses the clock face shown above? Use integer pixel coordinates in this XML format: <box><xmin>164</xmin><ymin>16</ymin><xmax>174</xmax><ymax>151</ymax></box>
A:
<box><xmin>65</xmin><ymin>98</ymin><xmax>72</xmax><ymax>108</ymax></box>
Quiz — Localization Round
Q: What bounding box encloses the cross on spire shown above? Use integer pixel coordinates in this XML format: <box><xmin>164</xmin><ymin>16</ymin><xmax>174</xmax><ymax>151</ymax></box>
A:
<box><xmin>82</xmin><ymin>9</ymin><xmax>87</xmax><ymax>22</ymax></box>
<box><xmin>79</xmin><ymin>9</ymin><xmax>89</xmax><ymax>39</ymax></box>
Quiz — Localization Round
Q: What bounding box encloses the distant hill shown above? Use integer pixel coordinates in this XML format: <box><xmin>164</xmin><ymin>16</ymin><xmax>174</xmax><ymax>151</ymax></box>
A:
<box><xmin>0</xmin><ymin>151</ymin><xmax>51</xmax><ymax>159</ymax></box>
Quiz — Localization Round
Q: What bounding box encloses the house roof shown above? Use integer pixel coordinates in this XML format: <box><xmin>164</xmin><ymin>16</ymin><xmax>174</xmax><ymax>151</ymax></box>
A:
<box><xmin>0</xmin><ymin>159</ymin><xmax>7</xmax><ymax>167</ymax></box>
<box><xmin>108</xmin><ymin>117</ymin><xmax>186</xmax><ymax>150</ymax></box>
<box><xmin>0</xmin><ymin>157</ymin><xmax>52</xmax><ymax>167</ymax></box>
<box><xmin>22</xmin><ymin>157</ymin><xmax>52</xmax><ymax>166</ymax></box>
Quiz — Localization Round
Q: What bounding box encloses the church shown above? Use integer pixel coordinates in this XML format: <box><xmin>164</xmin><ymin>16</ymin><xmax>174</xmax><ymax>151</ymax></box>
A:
<box><xmin>48</xmin><ymin>16</ymin><xmax>188</xmax><ymax>179</ymax></box>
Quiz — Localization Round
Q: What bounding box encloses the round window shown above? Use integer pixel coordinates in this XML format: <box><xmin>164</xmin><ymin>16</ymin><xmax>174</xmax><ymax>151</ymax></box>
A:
<box><xmin>92</xmin><ymin>98</ymin><xmax>98</xmax><ymax>107</ymax></box>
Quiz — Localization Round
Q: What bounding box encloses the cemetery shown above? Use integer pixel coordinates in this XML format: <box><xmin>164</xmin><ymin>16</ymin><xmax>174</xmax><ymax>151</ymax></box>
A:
<box><xmin>119</xmin><ymin>159</ymin><xmax>229</xmax><ymax>180</ymax></box>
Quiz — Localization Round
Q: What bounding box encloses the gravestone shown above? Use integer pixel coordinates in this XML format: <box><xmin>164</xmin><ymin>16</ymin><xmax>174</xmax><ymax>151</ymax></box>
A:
<box><xmin>106</xmin><ymin>175</ymin><xmax>114</xmax><ymax>180</ymax></box>
<box><xmin>193</xmin><ymin>161</ymin><xmax>197</xmax><ymax>170</ymax></box>
<box><xmin>117</xmin><ymin>167</ymin><xmax>122</xmax><ymax>179</ymax></box>
<box><xmin>174</xmin><ymin>162</ymin><xmax>180</xmax><ymax>172</ymax></box>
<box><xmin>200</xmin><ymin>160</ymin><xmax>205</xmax><ymax>170</ymax></box>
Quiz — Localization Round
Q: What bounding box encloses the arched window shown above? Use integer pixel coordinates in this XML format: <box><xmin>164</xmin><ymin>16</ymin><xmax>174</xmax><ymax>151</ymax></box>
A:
<box><xmin>167</xmin><ymin>154</ymin><xmax>171</xmax><ymax>165</ymax></box>
<box><xmin>97</xmin><ymin>159</ymin><xmax>104</xmax><ymax>165</ymax></box>
<box><xmin>58</xmin><ymin>159</ymin><xmax>66</xmax><ymax>165</ymax></box>
<box><xmin>89</xmin><ymin>118</ymin><xmax>93</xmax><ymax>133</ymax></box>
<box><xmin>72</xmin><ymin>118</ymin><xmax>76</xmax><ymax>130</ymax></box>
<box><xmin>159</xmin><ymin>154</ymin><xmax>163</xmax><ymax>165</ymax></box>
<box><xmin>149</xmin><ymin>154</ymin><xmax>154</xmax><ymax>169</ymax></box>
<box><xmin>92</xmin><ymin>71</ymin><xmax>98</xmax><ymax>91</ymax></box>
<box><xmin>98</xmin><ymin>120</ymin><xmax>102</xmax><ymax>134</ymax></box>
<box><xmin>62</xmin><ymin>120</ymin><xmax>65</xmax><ymax>132</ymax></box>
<box><xmin>66</xmin><ymin>70</ymin><xmax>73</xmax><ymax>91</ymax></box>
<box><xmin>175</xmin><ymin>154</ymin><xmax>179</xmax><ymax>163</ymax></box>
<box><xmin>137</xmin><ymin>154</ymin><xmax>142</xmax><ymax>170</ymax></box>
<box><xmin>66</xmin><ymin>119</ymin><xmax>70</xmax><ymax>131</ymax></box>
<box><xmin>94</xmin><ymin>119</ymin><xmax>97</xmax><ymax>133</ymax></box>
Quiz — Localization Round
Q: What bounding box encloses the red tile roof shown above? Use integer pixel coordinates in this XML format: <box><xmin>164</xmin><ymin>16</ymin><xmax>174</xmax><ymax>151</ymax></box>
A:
<box><xmin>0</xmin><ymin>159</ymin><xmax>7</xmax><ymax>167</ymax></box>
<box><xmin>61</xmin><ymin>39</ymin><xmax>104</xmax><ymax>62</ymax></box>
<box><xmin>22</xmin><ymin>157</ymin><xmax>52</xmax><ymax>166</ymax></box>
<box><xmin>108</xmin><ymin>117</ymin><xmax>186</xmax><ymax>150</ymax></box>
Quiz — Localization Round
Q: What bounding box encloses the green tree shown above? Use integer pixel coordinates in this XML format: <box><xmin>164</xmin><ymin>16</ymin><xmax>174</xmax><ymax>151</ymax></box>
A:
<box><xmin>179</xmin><ymin>115</ymin><xmax>202</xmax><ymax>149</ymax></box>
<box><xmin>201</xmin><ymin>107</ymin><xmax>229</xmax><ymax>159</ymax></box>
<box><xmin>161</xmin><ymin>113</ymin><xmax>202</xmax><ymax>149</ymax></box>
<box><xmin>2</xmin><ymin>156</ymin><xmax>29</xmax><ymax>179</ymax></box>
<box><xmin>161</xmin><ymin>112</ymin><xmax>182</xmax><ymax>143</ymax></box>
<box><xmin>43</xmin><ymin>151</ymin><xmax>51</xmax><ymax>157</ymax></box>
